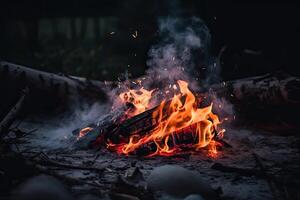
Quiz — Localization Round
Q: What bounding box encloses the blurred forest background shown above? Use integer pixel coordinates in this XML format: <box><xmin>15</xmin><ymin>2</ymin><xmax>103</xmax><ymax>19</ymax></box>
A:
<box><xmin>0</xmin><ymin>0</ymin><xmax>299</xmax><ymax>81</ymax></box>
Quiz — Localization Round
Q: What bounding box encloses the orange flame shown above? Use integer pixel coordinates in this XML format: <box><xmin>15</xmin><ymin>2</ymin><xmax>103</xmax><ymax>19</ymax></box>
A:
<box><xmin>118</xmin><ymin>80</ymin><xmax>223</xmax><ymax>156</ymax></box>
<box><xmin>119</xmin><ymin>87</ymin><xmax>154</xmax><ymax>117</ymax></box>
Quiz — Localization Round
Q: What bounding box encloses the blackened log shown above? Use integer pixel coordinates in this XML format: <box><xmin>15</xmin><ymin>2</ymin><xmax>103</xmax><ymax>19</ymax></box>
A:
<box><xmin>73</xmin><ymin>105</ymin><xmax>129</xmax><ymax>149</ymax></box>
<box><xmin>0</xmin><ymin>89</ymin><xmax>27</xmax><ymax>140</ymax></box>
<box><xmin>108</xmin><ymin>99</ymin><xmax>180</xmax><ymax>144</ymax></box>
<box><xmin>132</xmin><ymin>123</ymin><xmax>217</xmax><ymax>157</ymax></box>
<box><xmin>73</xmin><ymin>100</ymin><xmax>167</xmax><ymax>149</ymax></box>
<box><xmin>74</xmin><ymin>97</ymin><xmax>221</xmax><ymax>153</ymax></box>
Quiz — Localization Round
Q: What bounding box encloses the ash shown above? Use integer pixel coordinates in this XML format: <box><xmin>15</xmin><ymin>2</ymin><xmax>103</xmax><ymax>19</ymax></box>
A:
<box><xmin>12</xmin><ymin>118</ymin><xmax>300</xmax><ymax>200</ymax></box>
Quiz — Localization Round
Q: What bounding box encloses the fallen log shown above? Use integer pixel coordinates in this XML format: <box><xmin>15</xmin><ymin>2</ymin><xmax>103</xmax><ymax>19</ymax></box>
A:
<box><xmin>0</xmin><ymin>89</ymin><xmax>28</xmax><ymax>140</ymax></box>
<box><xmin>0</xmin><ymin>61</ymin><xmax>109</xmax><ymax>114</ymax></box>
<box><xmin>207</xmin><ymin>71</ymin><xmax>300</xmax><ymax>109</ymax></box>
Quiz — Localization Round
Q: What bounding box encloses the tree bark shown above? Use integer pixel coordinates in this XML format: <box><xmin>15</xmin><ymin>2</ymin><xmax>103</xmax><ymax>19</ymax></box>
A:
<box><xmin>208</xmin><ymin>71</ymin><xmax>300</xmax><ymax>107</ymax></box>
<box><xmin>0</xmin><ymin>61</ymin><xmax>109</xmax><ymax>114</ymax></box>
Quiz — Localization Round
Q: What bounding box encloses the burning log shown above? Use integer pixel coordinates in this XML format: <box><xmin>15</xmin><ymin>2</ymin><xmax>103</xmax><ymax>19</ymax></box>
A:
<box><xmin>73</xmin><ymin>104</ymin><xmax>133</xmax><ymax>149</ymax></box>
<box><xmin>75</xmin><ymin>81</ymin><xmax>223</xmax><ymax>157</ymax></box>
<box><xmin>73</xmin><ymin>99</ymin><xmax>194</xmax><ymax>150</ymax></box>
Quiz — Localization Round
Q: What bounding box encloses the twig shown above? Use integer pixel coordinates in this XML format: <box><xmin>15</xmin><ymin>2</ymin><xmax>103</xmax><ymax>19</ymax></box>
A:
<box><xmin>0</xmin><ymin>88</ymin><xmax>28</xmax><ymax>140</ymax></box>
<box><xmin>252</xmin><ymin>152</ymin><xmax>283</xmax><ymax>200</ymax></box>
<box><xmin>35</xmin><ymin>152</ymin><xmax>106</xmax><ymax>173</ymax></box>
<box><xmin>211</xmin><ymin>162</ymin><xmax>264</xmax><ymax>177</ymax></box>
<box><xmin>34</xmin><ymin>164</ymin><xmax>103</xmax><ymax>188</ymax></box>
<box><xmin>217</xmin><ymin>45</ymin><xmax>227</xmax><ymax>62</ymax></box>
<box><xmin>109</xmin><ymin>192</ymin><xmax>140</xmax><ymax>200</ymax></box>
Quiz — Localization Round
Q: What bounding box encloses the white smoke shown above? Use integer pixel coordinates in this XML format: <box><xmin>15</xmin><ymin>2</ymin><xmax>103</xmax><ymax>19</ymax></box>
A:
<box><xmin>17</xmin><ymin>103</ymin><xmax>109</xmax><ymax>149</ymax></box>
<box><xmin>145</xmin><ymin>17</ymin><xmax>211</xmax><ymax>89</ymax></box>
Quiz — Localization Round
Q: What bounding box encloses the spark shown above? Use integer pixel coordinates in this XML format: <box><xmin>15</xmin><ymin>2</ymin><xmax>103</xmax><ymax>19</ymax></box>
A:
<box><xmin>132</xmin><ymin>30</ymin><xmax>138</xmax><ymax>38</ymax></box>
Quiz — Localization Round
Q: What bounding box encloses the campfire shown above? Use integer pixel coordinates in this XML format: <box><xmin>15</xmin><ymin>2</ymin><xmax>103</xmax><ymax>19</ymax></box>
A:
<box><xmin>1</xmin><ymin>0</ymin><xmax>300</xmax><ymax>198</ymax></box>
<box><xmin>76</xmin><ymin>80</ymin><xmax>225</xmax><ymax>157</ymax></box>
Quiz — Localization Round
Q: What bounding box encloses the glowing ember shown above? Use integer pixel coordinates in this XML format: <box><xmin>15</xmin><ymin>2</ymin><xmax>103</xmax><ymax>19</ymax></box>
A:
<box><xmin>78</xmin><ymin>127</ymin><xmax>93</xmax><ymax>139</ymax></box>
<box><xmin>111</xmin><ymin>80</ymin><xmax>224</xmax><ymax>157</ymax></box>
<box><xmin>119</xmin><ymin>87</ymin><xmax>154</xmax><ymax>117</ymax></box>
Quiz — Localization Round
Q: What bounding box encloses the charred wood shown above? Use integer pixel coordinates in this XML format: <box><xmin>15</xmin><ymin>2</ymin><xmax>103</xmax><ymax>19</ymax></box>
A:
<box><xmin>73</xmin><ymin>105</ymin><xmax>130</xmax><ymax>149</ymax></box>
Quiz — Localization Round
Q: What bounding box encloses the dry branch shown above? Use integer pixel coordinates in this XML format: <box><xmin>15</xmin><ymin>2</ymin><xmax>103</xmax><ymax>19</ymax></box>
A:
<box><xmin>211</xmin><ymin>162</ymin><xmax>264</xmax><ymax>177</ymax></box>
<box><xmin>33</xmin><ymin>164</ymin><xmax>103</xmax><ymax>188</ymax></box>
<box><xmin>0</xmin><ymin>89</ymin><xmax>28</xmax><ymax>139</ymax></box>
<box><xmin>252</xmin><ymin>152</ymin><xmax>282</xmax><ymax>200</ymax></box>
<box><xmin>35</xmin><ymin>154</ymin><xmax>106</xmax><ymax>173</ymax></box>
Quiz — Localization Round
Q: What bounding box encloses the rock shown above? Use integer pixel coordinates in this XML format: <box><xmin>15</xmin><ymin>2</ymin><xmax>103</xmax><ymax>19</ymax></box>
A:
<box><xmin>13</xmin><ymin>175</ymin><xmax>74</xmax><ymax>200</ymax></box>
<box><xmin>146</xmin><ymin>165</ymin><xmax>217</xmax><ymax>199</ymax></box>
<box><xmin>77</xmin><ymin>194</ymin><xmax>105</xmax><ymax>200</ymax></box>
<box><xmin>124</xmin><ymin>167</ymin><xmax>145</xmax><ymax>183</ymax></box>
<box><xmin>184</xmin><ymin>194</ymin><xmax>205</xmax><ymax>200</ymax></box>
<box><xmin>155</xmin><ymin>192</ymin><xmax>182</xmax><ymax>200</ymax></box>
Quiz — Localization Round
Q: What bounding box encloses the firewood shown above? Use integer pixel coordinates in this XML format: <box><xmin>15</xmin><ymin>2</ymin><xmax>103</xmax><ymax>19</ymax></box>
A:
<box><xmin>73</xmin><ymin>104</ymin><xmax>132</xmax><ymax>149</ymax></box>
<box><xmin>0</xmin><ymin>89</ymin><xmax>28</xmax><ymax>140</ymax></box>
<box><xmin>73</xmin><ymin>99</ymin><xmax>171</xmax><ymax>149</ymax></box>
<box><xmin>74</xmin><ymin>98</ymin><xmax>226</xmax><ymax>155</ymax></box>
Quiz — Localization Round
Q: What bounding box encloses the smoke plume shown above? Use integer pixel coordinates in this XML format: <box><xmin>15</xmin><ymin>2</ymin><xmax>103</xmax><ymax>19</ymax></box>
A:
<box><xmin>145</xmin><ymin>17</ymin><xmax>212</xmax><ymax>90</ymax></box>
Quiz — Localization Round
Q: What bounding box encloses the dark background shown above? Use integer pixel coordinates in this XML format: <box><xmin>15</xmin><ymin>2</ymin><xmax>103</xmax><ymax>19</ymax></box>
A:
<box><xmin>0</xmin><ymin>0</ymin><xmax>299</xmax><ymax>81</ymax></box>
